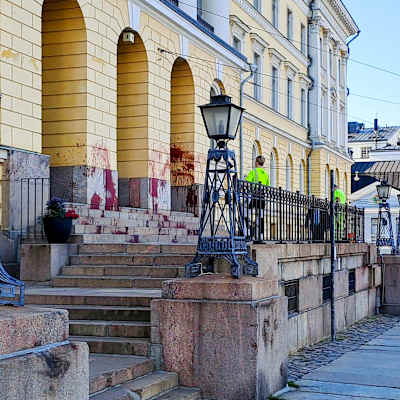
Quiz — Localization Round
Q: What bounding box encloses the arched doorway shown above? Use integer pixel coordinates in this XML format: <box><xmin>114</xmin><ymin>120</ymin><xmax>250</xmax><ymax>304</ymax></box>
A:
<box><xmin>117</xmin><ymin>29</ymin><xmax>149</xmax><ymax>206</ymax></box>
<box><xmin>42</xmin><ymin>0</ymin><xmax>87</xmax><ymax>201</ymax></box>
<box><xmin>170</xmin><ymin>58</ymin><xmax>195</xmax><ymax>192</ymax></box>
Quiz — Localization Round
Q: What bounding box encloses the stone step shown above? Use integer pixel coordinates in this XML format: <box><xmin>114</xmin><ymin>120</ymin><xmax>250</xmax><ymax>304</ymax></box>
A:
<box><xmin>70</xmin><ymin>320</ymin><xmax>151</xmax><ymax>338</ymax></box>
<box><xmin>77</xmin><ymin>243</ymin><xmax>197</xmax><ymax>255</ymax></box>
<box><xmin>89</xmin><ymin>371</ymin><xmax>185</xmax><ymax>400</ymax></box>
<box><xmin>90</xmin><ymin>354</ymin><xmax>154</xmax><ymax>394</ymax></box>
<box><xmin>27</xmin><ymin>304</ymin><xmax>151</xmax><ymax>321</ymax></box>
<box><xmin>62</xmin><ymin>265</ymin><xmax>183</xmax><ymax>278</ymax></box>
<box><xmin>155</xmin><ymin>387</ymin><xmax>202</xmax><ymax>400</ymax></box>
<box><xmin>69</xmin><ymin>233</ymin><xmax>198</xmax><ymax>245</ymax></box>
<box><xmin>52</xmin><ymin>275</ymin><xmax>168</xmax><ymax>289</ymax></box>
<box><xmin>70</xmin><ymin>254</ymin><xmax>193</xmax><ymax>266</ymax></box>
<box><xmin>73</xmin><ymin>225</ymin><xmax>194</xmax><ymax>236</ymax></box>
<box><xmin>25</xmin><ymin>287</ymin><xmax>161</xmax><ymax>307</ymax></box>
<box><xmin>72</xmin><ymin>335</ymin><xmax>150</xmax><ymax>356</ymax></box>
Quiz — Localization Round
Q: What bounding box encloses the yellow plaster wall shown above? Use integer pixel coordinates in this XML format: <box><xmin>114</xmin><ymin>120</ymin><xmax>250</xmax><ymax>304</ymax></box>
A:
<box><xmin>117</xmin><ymin>33</ymin><xmax>149</xmax><ymax>179</ymax></box>
<box><xmin>42</xmin><ymin>0</ymin><xmax>87</xmax><ymax>167</ymax></box>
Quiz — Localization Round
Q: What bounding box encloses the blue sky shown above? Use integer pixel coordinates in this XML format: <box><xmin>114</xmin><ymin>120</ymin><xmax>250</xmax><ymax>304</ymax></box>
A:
<box><xmin>342</xmin><ymin>0</ymin><xmax>400</xmax><ymax>128</ymax></box>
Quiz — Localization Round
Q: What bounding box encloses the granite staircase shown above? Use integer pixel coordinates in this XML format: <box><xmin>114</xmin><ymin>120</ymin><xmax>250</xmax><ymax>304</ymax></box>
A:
<box><xmin>25</xmin><ymin>243</ymin><xmax>200</xmax><ymax>399</ymax></box>
<box><xmin>66</xmin><ymin>204</ymin><xmax>199</xmax><ymax>244</ymax></box>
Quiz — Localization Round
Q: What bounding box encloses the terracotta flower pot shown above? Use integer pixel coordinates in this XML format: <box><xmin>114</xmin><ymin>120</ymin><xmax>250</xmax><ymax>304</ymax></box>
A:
<box><xmin>43</xmin><ymin>217</ymin><xmax>72</xmax><ymax>244</ymax></box>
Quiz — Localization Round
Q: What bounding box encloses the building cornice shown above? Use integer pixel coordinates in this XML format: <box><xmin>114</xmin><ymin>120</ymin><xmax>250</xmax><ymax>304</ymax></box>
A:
<box><xmin>326</xmin><ymin>0</ymin><xmax>359</xmax><ymax>37</ymax></box>
<box><xmin>133</xmin><ymin>0</ymin><xmax>248</xmax><ymax>69</ymax></box>
<box><xmin>230</xmin><ymin>15</ymin><xmax>251</xmax><ymax>34</ymax></box>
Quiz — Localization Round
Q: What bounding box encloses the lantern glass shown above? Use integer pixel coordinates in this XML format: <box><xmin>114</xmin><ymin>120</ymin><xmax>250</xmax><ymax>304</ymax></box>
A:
<box><xmin>201</xmin><ymin>105</ymin><xmax>230</xmax><ymax>139</ymax></box>
<box><xmin>377</xmin><ymin>182</ymin><xmax>391</xmax><ymax>201</ymax></box>
<box><xmin>200</xmin><ymin>95</ymin><xmax>243</xmax><ymax>142</ymax></box>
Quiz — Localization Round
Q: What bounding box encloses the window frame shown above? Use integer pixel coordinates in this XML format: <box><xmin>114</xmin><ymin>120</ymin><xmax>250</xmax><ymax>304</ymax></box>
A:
<box><xmin>348</xmin><ymin>269</ymin><xmax>356</xmax><ymax>295</ymax></box>
<box><xmin>361</xmin><ymin>146</ymin><xmax>371</xmax><ymax>159</ymax></box>
<box><xmin>287</xmin><ymin>9</ymin><xmax>293</xmax><ymax>41</ymax></box>
<box><xmin>253</xmin><ymin>51</ymin><xmax>262</xmax><ymax>101</ymax></box>
<box><xmin>271</xmin><ymin>66</ymin><xmax>279</xmax><ymax>111</ymax></box>
<box><xmin>301</xmin><ymin>23</ymin><xmax>306</xmax><ymax>55</ymax></box>
<box><xmin>301</xmin><ymin>88</ymin><xmax>306</xmax><ymax>126</ymax></box>
<box><xmin>322</xmin><ymin>274</ymin><xmax>332</xmax><ymax>303</ymax></box>
<box><xmin>287</xmin><ymin>77</ymin><xmax>293</xmax><ymax>119</ymax></box>
<box><xmin>272</xmin><ymin>0</ymin><xmax>279</xmax><ymax>29</ymax></box>
<box><xmin>285</xmin><ymin>280</ymin><xmax>299</xmax><ymax>316</ymax></box>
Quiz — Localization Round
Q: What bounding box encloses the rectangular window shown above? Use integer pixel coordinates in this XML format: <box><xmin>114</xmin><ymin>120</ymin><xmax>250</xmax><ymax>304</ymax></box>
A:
<box><xmin>254</xmin><ymin>0</ymin><xmax>261</xmax><ymax>11</ymax></box>
<box><xmin>272</xmin><ymin>0</ymin><xmax>279</xmax><ymax>28</ymax></box>
<box><xmin>329</xmin><ymin>49</ymin><xmax>333</xmax><ymax>74</ymax></box>
<box><xmin>287</xmin><ymin>78</ymin><xmax>293</xmax><ymax>119</ymax></box>
<box><xmin>271</xmin><ymin>66</ymin><xmax>278</xmax><ymax>110</ymax></box>
<box><xmin>361</xmin><ymin>147</ymin><xmax>371</xmax><ymax>159</ymax></box>
<box><xmin>253</xmin><ymin>52</ymin><xmax>261</xmax><ymax>101</ymax></box>
<box><xmin>301</xmin><ymin>88</ymin><xmax>306</xmax><ymax>126</ymax></box>
<box><xmin>197</xmin><ymin>0</ymin><xmax>203</xmax><ymax>17</ymax></box>
<box><xmin>233</xmin><ymin>36</ymin><xmax>241</xmax><ymax>52</ymax></box>
<box><xmin>301</xmin><ymin>24</ymin><xmax>306</xmax><ymax>54</ymax></box>
<box><xmin>338</xmin><ymin>59</ymin><xmax>341</xmax><ymax>84</ymax></box>
<box><xmin>348</xmin><ymin>270</ymin><xmax>356</xmax><ymax>295</ymax></box>
<box><xmin>287</xmin><ymin>9</ymin><xmax>293</xmax><ymax>41</ymax></box>
<box><xmin>323</xmin><ymin>274</ymin><xmax>332</xmax><ymax>302</ymax></box>
<box><xmin>371</xmin><ymin>218</ymin><xmax>378</xmax><ymax>242</ymax></box>
<box><xmin>285</xmin><ymin>280</ymin><xmax>299</xmax><ymax>315</ymax></box>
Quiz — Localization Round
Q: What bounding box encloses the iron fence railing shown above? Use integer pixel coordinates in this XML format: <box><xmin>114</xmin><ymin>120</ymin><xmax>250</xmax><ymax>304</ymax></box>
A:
<box><xmin>238</xmin><ymin>180</ymin><xmax>364</xmax><ymax>244</ymax></box>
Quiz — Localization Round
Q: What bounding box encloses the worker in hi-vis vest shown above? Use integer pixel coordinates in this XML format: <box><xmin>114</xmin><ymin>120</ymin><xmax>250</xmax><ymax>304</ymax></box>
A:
<box><xmin>245</xmin><ymin>155</ymin><xmax>270</xmax><ymax>243</ymax></box>
<box><xmin>334</xmin><ymin>184</ymin><xmax>347</xmax><ymax>241</ymax></box>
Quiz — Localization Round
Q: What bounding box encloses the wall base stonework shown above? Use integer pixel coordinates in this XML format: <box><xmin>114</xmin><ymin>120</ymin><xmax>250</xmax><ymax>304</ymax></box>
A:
<box><xmin>50</xmin><ymin>166</ymin><xmax>118</xmax><ymax>210</ymax></box>
<box><xmin>0</xmin><ymin>306</ymin><xmax>89</xmax><ymax>400</ymax></box>
<box><xmin>20</xmin><ymin>243</ymin><xmax>77</xmax><ymax>282</ymax></box>
<box><xmin>119</xmin><ymin>177</ymin><xmax>171</xmax><ymax>212</ymax></box>
<box><xmin>152</xmin><ymin>274</ymin><xmax>288</xmax><ymax>400</ymax></box>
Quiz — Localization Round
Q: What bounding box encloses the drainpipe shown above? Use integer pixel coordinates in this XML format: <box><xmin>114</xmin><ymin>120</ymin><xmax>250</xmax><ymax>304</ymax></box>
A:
<box><xmin>346</xmin><ymin>30</ymin><xmax>361</xmax><ymax>54</ymax></box>
<box><xmin>239</xmin><ymin>64</ymin><xmax>257</xmax><ymax>180</ymax></box>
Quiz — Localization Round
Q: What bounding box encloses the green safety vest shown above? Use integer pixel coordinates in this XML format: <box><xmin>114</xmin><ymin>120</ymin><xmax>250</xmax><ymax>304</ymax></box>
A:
<box><xmin>246</xmin><ymin>168</ymin><xmax>270</xmax><ymax>186</ymax></box>
<box><xmin>334</xmin><ymin>189</ymin><xmax>346</xmax><ymax>204</ymax></box>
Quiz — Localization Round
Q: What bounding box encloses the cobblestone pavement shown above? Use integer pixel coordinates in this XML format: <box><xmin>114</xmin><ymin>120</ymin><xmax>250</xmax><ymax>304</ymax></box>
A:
<box><xmin>288</xmin><ymin>314</ymin><xmax>400</xmax><ymax>381</ymax></box>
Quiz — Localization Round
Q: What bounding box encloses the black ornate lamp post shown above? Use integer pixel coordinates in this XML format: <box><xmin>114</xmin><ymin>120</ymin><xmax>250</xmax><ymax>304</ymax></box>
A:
<box><xmin>376</xmin><ymin>181</ymin><xmax>395</xmax><ymax>254</ymax></box>
<box><xmin>185</xmin><ymin>95</ymin><xmax>258</xmax><ymax>279</ymax></box>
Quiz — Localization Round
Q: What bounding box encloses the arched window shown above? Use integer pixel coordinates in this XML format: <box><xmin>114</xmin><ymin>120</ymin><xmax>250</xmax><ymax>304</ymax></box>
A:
<box><xmin>344</xmin><ymin>173</ymin><xmax>348</xmax><ymax>199</ymax></box>
<box><xmin>335</xmin><ymin>169</ymin><xmax>340</xmax><ymax>188</ymax></box>
<box><xmin>299</xmin><ymin>161</ymin><xmax>305</xmax><ymax>194</ymax></box>
<box><xmin>286</xmin><ymin>156</ymin><xmax>293</xmax><ymax>191</ymax></box>
<box><xmin>270</xmin><ymin>151</ymin><xmax>277</xmax><ymax>187</ymax></box>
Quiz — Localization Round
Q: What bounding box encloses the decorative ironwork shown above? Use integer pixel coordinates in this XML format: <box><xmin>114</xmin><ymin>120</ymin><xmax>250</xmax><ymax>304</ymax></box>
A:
<box><xmin>0</xmin><ymin>261</ymin><xmax>24</xmax><ymax>306</ymax></box>
<box><xmin>376</xmin><ymin>201</ymin><xmax>395</xmax><ymax>253</ymax></box>
<box><xmin>238</xmin><ymin>181</ymin><xmax>364</xmax><ymax>244</ymax></box>
<box><xmin>185</xmin><ymin>141</ymin><xmax>258</xmax><ymax>279</ymax></box>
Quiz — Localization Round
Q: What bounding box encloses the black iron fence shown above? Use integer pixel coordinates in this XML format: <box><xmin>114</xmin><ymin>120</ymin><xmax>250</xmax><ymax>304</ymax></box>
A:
<box><xmin>238</xmin><ymin>180</ymin><xmax>364</xmax><ymax>244</ymax></box>
<box><xmin>0</xmin><ymin>178</ymin><xmax>50</xmax><ymax>240</ymax></box>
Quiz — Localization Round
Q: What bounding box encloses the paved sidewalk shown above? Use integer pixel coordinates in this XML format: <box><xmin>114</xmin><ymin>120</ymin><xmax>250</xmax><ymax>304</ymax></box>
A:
<box><xmin>281</xmin><ymin>316</ymin><xmax>400</xmax><ymax>399</ymax></box>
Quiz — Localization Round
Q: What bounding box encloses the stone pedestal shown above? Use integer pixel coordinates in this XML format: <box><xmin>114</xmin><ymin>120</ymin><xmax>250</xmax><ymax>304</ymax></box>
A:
<box><xmin>20</xmin><ymin>243</ymin><xmax>77</xmax><ymax>282</ymax></box>
<box><xmin>0</xmin><ymin>306</ymin><xmax>89</xmax><ymax>399</ymax></box>
<box><xmin>152</xmin><ymin>274</ymin><xmax>288</xmax><ymax>400</ymax></box>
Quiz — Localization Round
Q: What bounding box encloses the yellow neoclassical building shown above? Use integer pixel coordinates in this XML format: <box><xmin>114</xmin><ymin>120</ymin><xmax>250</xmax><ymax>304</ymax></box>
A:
<box><xmin>0</xmin><ymin>0</ymin><xmax>358</xmax><ymax>214</ymax></box>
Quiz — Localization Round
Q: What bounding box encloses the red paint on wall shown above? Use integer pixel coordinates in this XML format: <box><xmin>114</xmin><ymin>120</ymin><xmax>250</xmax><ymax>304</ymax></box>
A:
<box><xmin>105</xmin><ymin>169</ymin><xmax>118</xmax><ymax>211</ymax></box>
<box><xmin>170</xmin><ymin>144</ymin><xmax>195</xmax><ymax>186</ymax></box>
<box><xmin>90</xmin><ymin>193</ymin><xmax>102</xmax><ymax>209</ymax></box>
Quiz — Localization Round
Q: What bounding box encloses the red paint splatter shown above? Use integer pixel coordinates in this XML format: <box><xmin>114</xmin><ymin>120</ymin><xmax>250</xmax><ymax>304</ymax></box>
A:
<box><xmin>90</xmin><ymin>193</ymin><xmax>101</xmax><ymax>209</ymax></box>
<box><xmin>105</xmin><ymin>169</ymin><xmax>118</xmax><ymax>211</ymax></box>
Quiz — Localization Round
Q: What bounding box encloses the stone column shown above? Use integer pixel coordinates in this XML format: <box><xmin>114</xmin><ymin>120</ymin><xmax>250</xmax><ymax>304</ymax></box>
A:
<box><xmin>152</xmin><ymin>274</ymin><xmax>288</xmax><ymax>400</ymax></box>
<box><xmin>308</xmin><ymin>19</ymin><xmax>322</xmax><ymax>141</ymax></box>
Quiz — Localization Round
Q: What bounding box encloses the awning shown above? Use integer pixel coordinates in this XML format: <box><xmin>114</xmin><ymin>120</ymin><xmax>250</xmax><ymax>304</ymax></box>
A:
<box><xmin>354</xmin><ymin>161</ymin><xmax>400</xmax><ymax>190</ymax></box>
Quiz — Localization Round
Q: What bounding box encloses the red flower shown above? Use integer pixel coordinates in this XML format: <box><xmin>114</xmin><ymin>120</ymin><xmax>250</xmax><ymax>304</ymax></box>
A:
<box><xmin>65</xmin><ymin>209</ymin><xmax>79</xmax><ymax>219</ymax></box>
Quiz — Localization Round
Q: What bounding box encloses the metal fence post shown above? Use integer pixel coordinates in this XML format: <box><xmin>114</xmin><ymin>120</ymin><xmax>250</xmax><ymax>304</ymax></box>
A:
<box><xmin>330</xmin><ymin>170</ymin><xmax>336</xmax><ymax>342</ymax></box>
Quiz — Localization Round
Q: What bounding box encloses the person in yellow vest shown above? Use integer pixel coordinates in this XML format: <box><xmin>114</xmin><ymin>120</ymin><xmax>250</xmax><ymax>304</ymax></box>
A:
<box><xmin>334</xmin><ymin>184</ymin><xmax>347</xmax><ymax>241</ymax></box>
<box><xmin>246</xmin><ymin>155</ymin><xmax>270</xmax><ymax>186</ymax></box>
<box><xmin>246</xmin><ymin>155</ymin><xmax>270</xmax><ymax>243</ymax></box>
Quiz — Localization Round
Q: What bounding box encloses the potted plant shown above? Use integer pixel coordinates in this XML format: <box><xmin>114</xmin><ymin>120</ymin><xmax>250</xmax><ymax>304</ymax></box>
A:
<box><xmin>43</xmin><ymin>198</ymin><xmax>79</xmax><ymax>243</ymax></box>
